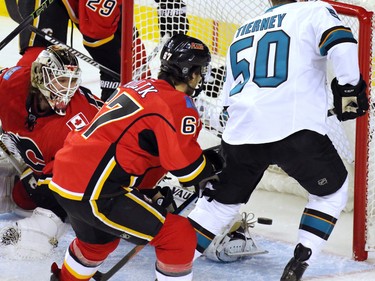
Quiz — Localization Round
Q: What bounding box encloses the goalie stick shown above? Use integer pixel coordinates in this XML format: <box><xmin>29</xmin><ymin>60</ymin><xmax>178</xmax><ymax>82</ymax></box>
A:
<box><xmin>0</xmin><ymin>0</ymin><xmax>54</xmax><ymax>51</ymax></box>
<box><xmin>0</xmin><ymin>120</ymin><xmax>25</xmax><ymax>175</ymax></box>
<box><xmin>133</xmin><ymin>34</ymin><xmax>170</xmax><ymax>80</ymax></box>
<box><xmin>4</xmin><ymin>0</ymin><xmax>120</xmax><ymax>81</ymax></box>
<box><xmin>27</xmin><ymin>26</ymin><xmax>121</xmax><ymax>81</ymax></box>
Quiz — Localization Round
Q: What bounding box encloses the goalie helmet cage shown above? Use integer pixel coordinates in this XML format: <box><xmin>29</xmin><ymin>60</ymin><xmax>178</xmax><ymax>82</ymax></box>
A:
<box><xmin>121</xmin><ymin>0</ymin><xmax>375</xmax><ymax>261</ymax></box>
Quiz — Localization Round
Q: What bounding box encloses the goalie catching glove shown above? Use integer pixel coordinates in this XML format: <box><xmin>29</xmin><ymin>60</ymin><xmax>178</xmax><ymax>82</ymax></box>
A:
<box><xmin>331</xmin><ymin>75</ymin><xmax>368</xmax><ymax>121</ymax></box>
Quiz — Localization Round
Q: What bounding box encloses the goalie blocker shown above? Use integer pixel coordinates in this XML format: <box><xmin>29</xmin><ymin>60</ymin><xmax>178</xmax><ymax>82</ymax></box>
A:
<box><xmin>331</xmin><ymin>75</ymin><xmax>368</xmax><ymax>121</ymax></box>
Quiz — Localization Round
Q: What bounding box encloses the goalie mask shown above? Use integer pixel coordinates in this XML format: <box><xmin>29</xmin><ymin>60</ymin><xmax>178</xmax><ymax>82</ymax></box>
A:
<box><xmin>31</xmin><ymin>45</ymin><xmax>82</xmax><ymax>115</ymax></box>
<box><xmin>160</xmin><ymin>33</ymin><xmax>211</xmax><ymax>95</ymax></box>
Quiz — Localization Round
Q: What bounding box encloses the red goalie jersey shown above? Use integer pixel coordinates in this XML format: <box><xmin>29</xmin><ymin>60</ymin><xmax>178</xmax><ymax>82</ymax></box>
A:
<box><xmin>0</xmin><ymin>65</ymin><xmax>102</xmax><ymax>176</ymax></box>
<box><xmin>50</xmin><ymin>79</ymin><xmax>213</xmax><ymax>200</ymax></box>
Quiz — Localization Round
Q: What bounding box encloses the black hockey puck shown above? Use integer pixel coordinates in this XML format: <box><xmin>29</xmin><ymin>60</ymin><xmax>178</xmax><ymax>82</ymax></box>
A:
<box><xmin>257</xmin><ymin>217</ymin><xmax>273</xmax><ymax>225</ymax></box>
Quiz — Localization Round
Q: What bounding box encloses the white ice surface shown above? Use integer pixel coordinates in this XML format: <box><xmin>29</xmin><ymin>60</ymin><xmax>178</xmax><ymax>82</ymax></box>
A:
<box><xmin>1</xmin><ymin>15</ymin><xmax>375</xmax><ymax>281</ymax></box>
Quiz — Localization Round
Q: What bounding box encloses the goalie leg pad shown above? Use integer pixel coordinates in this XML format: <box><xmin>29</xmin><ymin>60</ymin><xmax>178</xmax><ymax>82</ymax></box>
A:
<box><xmin>204</xmin><ymin>212</ymin><xmax>268</xmax><ymax>262</ymax></box>
<box><xmin>0</xmin><ymin>207</ymin><xmax>67</xmax><ymax>258</ymax></box>
<box><xmin>0</xmin><ymin>156</ymin><xmax>18</xmax><ymax>213</ymax></box>
<box><xmin>188</xmin><ymin>197</ymin><xmax>241</xmax><ymax>256</ymax></box>
<box><xmin>0</xmin><ymin>175</ymin><xmax>17</xmax><ymax>213</ymax></box>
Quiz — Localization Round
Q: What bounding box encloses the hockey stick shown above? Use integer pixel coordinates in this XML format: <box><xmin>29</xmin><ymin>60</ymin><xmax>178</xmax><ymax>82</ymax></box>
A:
<box><xmin>27</xmin><ymin>26</ymin><xmax>120</xmax><ymax>80</ymax></box>
<box><xmin>4</xmin><ymin>0</ymin><xmax>120</xmax><ymax>81</ymax></box>
<box><xmin>92</xmin><ymin>191</ymin><xmax>198</xmax><ymax>281</ymax></box>
<box><xmin>0</xmin><ymin>120</ymin><xmax>25</xmax><ymax>175</ymax></box>
<box><xmin>0</xmin><ymin>0</ymin><xmax>54</xmax><ymax>51</ymax></box>
<box><xmin>133</xmin><ymin>34</ymin><xmax>170</xmax><ymax>80</ymax></box>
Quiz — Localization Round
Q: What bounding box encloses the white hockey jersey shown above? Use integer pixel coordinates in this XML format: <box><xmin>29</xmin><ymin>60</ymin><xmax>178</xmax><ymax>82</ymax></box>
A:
<box><xmin>222</xmin><ymin>1</ymin><xmax>360</xmax><ymax>144</ymax></box>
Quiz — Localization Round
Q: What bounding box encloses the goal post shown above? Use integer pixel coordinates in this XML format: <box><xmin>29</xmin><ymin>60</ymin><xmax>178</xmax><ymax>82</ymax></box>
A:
<box><xmin>121</xmin><ymin>0</ymin><xmax>375</xmax><ymax>261</ymax></box>
<box><xmin>326</xmin><ymin>0</ymin><xmax>375</xmax><ymax>262</ymax></box>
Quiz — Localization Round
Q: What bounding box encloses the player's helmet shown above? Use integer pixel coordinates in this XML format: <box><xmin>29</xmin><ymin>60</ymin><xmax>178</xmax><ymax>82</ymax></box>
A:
<box><xmin>31</xmin><ymin>45</ymin><xmax>82</xmax><ymax>115</ymax></box>
<box><xmin>160</xmin><ymin>33</ymin><xmax>211</xmax><ymax>83</ymax></box>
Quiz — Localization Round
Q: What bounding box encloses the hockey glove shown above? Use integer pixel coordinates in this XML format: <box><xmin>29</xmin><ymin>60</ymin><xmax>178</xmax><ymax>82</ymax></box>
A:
<box><xmin>331</xmin><ymin>76</ymin><xmax>368</xmax><ymax>121</ymax></box>
<box><xmin>194</xmin><ymin>174</ymin><xmax>219</xmax><ymax>202</ymax></box>
<box><xmin>20</xmin><ymin>168</ymin><xmax>37</xmax><ymax>189</ymax></box>
<box><xmin>142</xmin><ymin>186</ymin><xmax>178</xmax><ymax>213</ymax></box>
<box><xmin>12</xmin><ymin>168</ymin><xmax>41</xmax><ymax>211</ymax></box>
<box><xmin>203</xmin><ymin>147</ymin><xmax>225</xmax><ymax>173</ymax></box>
<box><xmin>155</xmin><ymin>0</ymin><xmax>189</xmax><ymax>38</ymax></box>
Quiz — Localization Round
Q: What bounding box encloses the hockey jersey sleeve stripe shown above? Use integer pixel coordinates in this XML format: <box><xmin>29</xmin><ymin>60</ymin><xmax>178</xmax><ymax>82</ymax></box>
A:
<box><xmin>171</xmin><ymin>154</ymin><xmax>215</xmax><ymax>188</ymax></box>
<box><xmin>175</xmin><ymin>155</ymin><xmax>206</xmax><ymax>184</ymax></box>
<box><xmin>319</xmin><ymin>26</ymin><xmax>357</xmax><ymax>56</ymax></box>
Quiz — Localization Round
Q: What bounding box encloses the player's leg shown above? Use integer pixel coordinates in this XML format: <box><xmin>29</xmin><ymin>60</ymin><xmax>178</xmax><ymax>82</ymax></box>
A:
<box><xmin>188</xmin><ymin>141</ymin><xmax>269</xmax><ymax>261</ymax></box>
<box><xmin>51</xmin><ymin>187</ymin><xmax>196</xmax><ymax>280</ymax></box>
<box><xmin>150</xmin><ymin>213</ymin><xmax>196</xmax><ymax>280</ymax></box>
<box><xmin>51</xmin><ymin>219</ymin><xmax>120</xmax><ymax>280</ymax></box>
<box><xmin>76</xmin><ymin>2</ymin><xmax>150</xmax><ymax>101</ymax></box>
<box><xmin>17</xmin><ymin>0</ymin><xmax>69</xmax><ymax>57</ymax></box>
<box><xmin>276</xmin><ymin>130</ymin><xmax>348</xmax><ymax>281</ymax></box>
<box><xmin>82</xmin><ymin>25</ymin><xmax>151</xmax><ymax>101</ymax></box>
<box><xmin>81</xmin><ymin>30</ymin><xmax>121</xmax><ymax>101</ymax></box>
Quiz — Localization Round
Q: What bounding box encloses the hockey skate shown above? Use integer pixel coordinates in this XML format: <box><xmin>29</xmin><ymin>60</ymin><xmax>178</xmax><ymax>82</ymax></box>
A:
<box><xmin>280</xmin><ymin>243</ymin><xmax>312</xmax><ymax>281</ymax></box>
<box><xmin>204</xmin><ymin>212</ymin><xmax>268</xmax><ymax>262</ymax></box>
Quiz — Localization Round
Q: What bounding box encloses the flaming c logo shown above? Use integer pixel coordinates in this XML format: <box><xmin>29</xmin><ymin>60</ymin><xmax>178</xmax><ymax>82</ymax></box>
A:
<box><xmin>7</xmin><ymin>133</ymin><xmax>45</xmax><ymax>173</ymax></box>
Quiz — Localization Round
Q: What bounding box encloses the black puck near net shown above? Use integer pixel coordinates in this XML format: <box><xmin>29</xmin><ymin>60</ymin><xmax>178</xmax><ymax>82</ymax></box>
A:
<box><xmin>257</xmin><ymin>217</ymin><xmax>273</xmax><ymax>225</ymax></box>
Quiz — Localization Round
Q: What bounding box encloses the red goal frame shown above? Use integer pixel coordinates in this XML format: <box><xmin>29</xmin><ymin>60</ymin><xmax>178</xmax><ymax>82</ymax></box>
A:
<box><xmin>323</xmin><ymin>0</ymin><xmax>373</xmax><ymax>261</ymax></box>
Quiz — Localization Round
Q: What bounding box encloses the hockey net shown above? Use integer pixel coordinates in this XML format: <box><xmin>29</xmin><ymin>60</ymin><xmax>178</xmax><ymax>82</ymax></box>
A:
<box><xmin>121</xmin><ymin>0</ymin><xmax>374</xmax><ymax>259</ymax></box>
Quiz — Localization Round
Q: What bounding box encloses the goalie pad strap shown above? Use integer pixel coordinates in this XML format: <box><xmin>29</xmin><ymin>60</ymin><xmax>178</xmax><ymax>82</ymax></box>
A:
<box><xmin>331</xmin><ymin>76</ymin><xmax>368</xmax><ymax>121</ymax></box>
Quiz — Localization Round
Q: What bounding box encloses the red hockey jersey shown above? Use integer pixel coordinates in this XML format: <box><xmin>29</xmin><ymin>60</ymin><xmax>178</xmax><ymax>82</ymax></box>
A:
<box><xmin>50</xmin><ymin>79</ymin><xmax>213</xmax><ymax>200</ymax></box>
<box><xmin>62</xmin><ymin>0</ymin><xmax>122</xmax><ymax>40</ymax></box>
<box><xmin>0</xmin><ymin>66</ymin><xmax>102</xmax><ymax>175</ymax></box>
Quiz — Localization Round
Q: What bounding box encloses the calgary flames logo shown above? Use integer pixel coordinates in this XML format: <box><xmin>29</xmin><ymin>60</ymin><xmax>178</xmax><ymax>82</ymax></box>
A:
<box><xmin>5</xmin><ymin>133</ymin><xmax>45</xmax><ymax>173</ymax></box>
